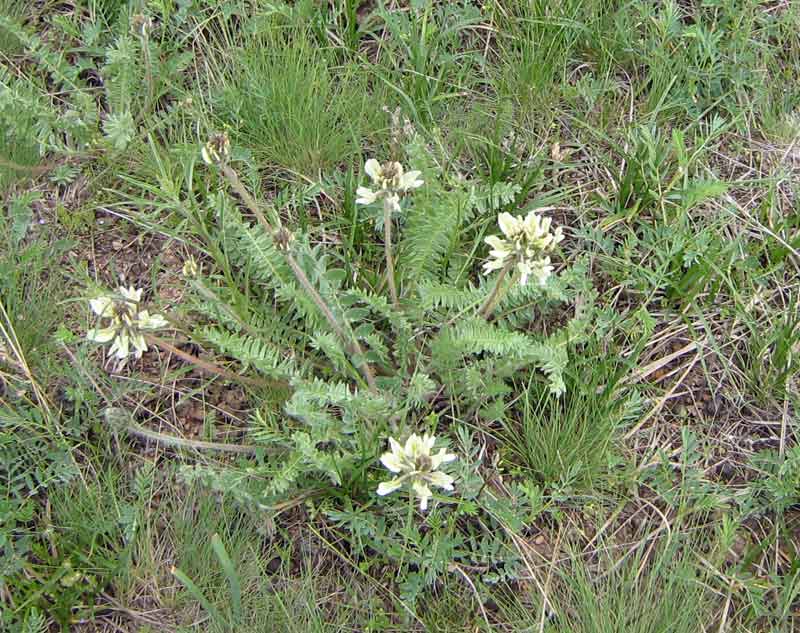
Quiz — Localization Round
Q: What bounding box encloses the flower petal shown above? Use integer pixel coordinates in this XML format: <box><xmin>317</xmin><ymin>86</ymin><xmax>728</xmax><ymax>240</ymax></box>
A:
<box><xmin>380</xmin><ymin>451</ymin><xmax>404</xmax><ymax>474</ymax></box>
<box><xmin>89</xmin><ymin>296</ymin><xmax>114</xmax><ymax>317</ymax></box>
<box><xmin>377</xmin><ymin>478</ymin><xmax>403</xmax><ymax>496</ymax></box>
<box><xmin>430</xmin><ymin>448</ymin><xmax>457</xmax><ymax>469</ymax></box>
<box><xmin>384</xmin><ymin>193</ymin><xmax>401</xmax><ymax>214</ymax></box>
<box><xmin>118</xmin><ymin>286</ymin><xmax>142</xmax><ymax>304</ymax></box>
<box><xmin>131</xmin><ymin>333</ymin><xmax>148</xmax><ymax>357</ymax></box>
<box><xmin>412</xmin><ymin>480</ymin><xmax>432</xmax><ymax>510</ymax></box>
<box><xmin>110</xmin><ymin>331</ymin><xmax>129</xmax><ymax>359</ymax></box>
<box><xmin>138</xmin><ymin>312</ymin><xmax>168</xmax><ymax>330</ymax></box>
<box><xmin>405</xmin><ymin>434</ymin><xmax>426</xmax><ymax>460</ymax></box>
<box><xmin>356</xmin><ymin>186</ymin><xmax>378</xmax><ymax>205</ymax></box>
<box><xmin>364</xmin><ymin>159</ymin><xmax>382</xmax><ymax>183</ymax></box>
<box><xmin>488</xmin><ymin>247</ymin><xmax>511</xmax><ymax>260</ymax></box>
<box><xmin>483</xmin><ymin>257</ymin><xmax>507</xmax><ymax>274</ymax></box>
<box><xmin>539</xmin><ymin>215</ymin><xmax>552</xmax><ymax>234</ymax></box>
<box><xmin>398</xmin><ymin>170</ymin><xmax>423</xmax><ymax>191</ymax></box>
<box><xmin>498</xmin><ymin>212</ymin><xmax>522</xmax><ymax>238</ymax></box>
<box><xmin>426</xmin><ymin>471</ymin><xmax>454</xmax><ymax>491</ymax></box>
<box><xmin>388</xmin><ymin>437</ymin><xmax>403</xmax><ymax>455</ymax></box>
<box><xmin>518</xmin><ymin>260</ymin><xmax>532</xmax><ymax>286</ymax></box>
<box><xmin>86</xmin><ymin>326</ymin><xmax>117</xmax><ymax>343</ymax></box>
<box><xmin>485</xmin><ymin>235</ymin><xmax>509</xmax><ymax>251</ymax></box>
<box><xmin>534</xmin><ymin>258</ymin><xmax>554</xmax><ymax>286</ymax></box>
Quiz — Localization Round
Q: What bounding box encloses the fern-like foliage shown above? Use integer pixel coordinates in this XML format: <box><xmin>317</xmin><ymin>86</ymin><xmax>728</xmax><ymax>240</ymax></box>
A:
<box><xmin>398</xmin><ymin>135</ymin><xmax>477</xmax><ymax>284</ymax></box>
<box><xmin>199</xmin><ymin>327</ymin><xmax>298</xmax><ymax>379</ymax></box>
<box><xmin>469</xmin><ymin>180</ymin><xmax>522</xmax><ymax>217</ymax></box>
<box><xmin>399</xmin><ymin>185</ymin><xmax>469</xmax><ymax>283</ymax></box>
<box><xmin>416</xmin><ymin>280</ymin><xmax>483</xmax><ymax>312</ymax></box>
<box><xmin>430</xmin><ymin>317</ymin><xmax>570</xmax><ymax>395</ymax></box>
<box><xmin>103</xmin><ymin>34</ymin><xmax>141</xmax><ymax>116</ymax></box>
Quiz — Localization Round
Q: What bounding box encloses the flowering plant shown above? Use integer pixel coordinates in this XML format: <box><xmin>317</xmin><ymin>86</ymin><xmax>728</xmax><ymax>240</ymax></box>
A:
<box><xmin>377</xmin><ymin>433</ymin><xmax>457</xmax><ymax>511</ymax></box>
<box><xmin>356</xmin><ymin>158</ymin><xmax>423</xmax><ymax>308</ymax></box>
<box><xmin>483</xmin><ymin>210</ymin><xmax>564</xmax><ymax>286</ymax></box>
<box><xmin>86</xmin><ymin>287</ymin><xmax>167</xmax><ymax>366</ymax></box>
<box><xmin>356</xmin><ymin>158</ymin><xmax>423</xmax><ymax>206</ymax></box>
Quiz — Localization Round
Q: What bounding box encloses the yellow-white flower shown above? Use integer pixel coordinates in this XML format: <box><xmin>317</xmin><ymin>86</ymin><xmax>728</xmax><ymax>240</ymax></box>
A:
<box><xmin>356</xmin><ymin>158</ymin><xmax>423</xmax><ymax>206</ymax></box>
<box><xmin>377</xmin><ymin>433</ymin><xmax>456</xmax><ymax>511</ymax></box>
<box><xmin>483</xmin><ymin>210</ymin><xmax>564</xmax><ymax>286</ymax></box>
<box><xmin>182</xmin><ymin>256</ymin><xmax>199</xmax><ymax>278</ymax></box>
<box><xmin>86</xmin><ymin>287</ymin><xmax>168</xmax><ymax>364</ymax></box>
<box><xmin>201</xmin><ymin>132</ymin><xmax>230</xmax><ymax>166</ymax></box>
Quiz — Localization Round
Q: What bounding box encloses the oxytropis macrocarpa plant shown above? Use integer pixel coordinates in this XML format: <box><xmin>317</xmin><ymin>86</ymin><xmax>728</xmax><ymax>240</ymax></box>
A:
<box><xmin>87</xmin><ymin>126</ymin><xmax>581</xmax><ymax>518</ymax></box>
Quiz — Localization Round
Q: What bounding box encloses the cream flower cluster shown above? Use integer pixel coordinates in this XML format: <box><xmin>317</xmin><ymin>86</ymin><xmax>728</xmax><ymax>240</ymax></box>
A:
<box><xmin>483</xmin><ymin>211</ymin><xmax>564</xmax><ymax>286</ymax></box>
<box><xmin>86</xmin><ymin>287</ymin><xmax>167</xmax><ymax>363</ymax></box>
<box><xmin>201</xmin><ymin>132</ymin><xmax>231</xmax><ymax>166</ymax></box>
<box><xmin>356</xmin><ymin>159</ymin><xmax>423</xmax><ymax>206</ymax></box>
<box><xmin>377</xmin><ymin>433</ymin><xmax>456</xmax><ymax>511</ymax></box>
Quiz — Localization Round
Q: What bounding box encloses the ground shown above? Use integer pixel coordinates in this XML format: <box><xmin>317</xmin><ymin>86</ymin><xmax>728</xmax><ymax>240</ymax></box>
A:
<box><xmin>1</xmin><ymin>1</ymin><xmax>799</xmax><ymax>631</ymax></box>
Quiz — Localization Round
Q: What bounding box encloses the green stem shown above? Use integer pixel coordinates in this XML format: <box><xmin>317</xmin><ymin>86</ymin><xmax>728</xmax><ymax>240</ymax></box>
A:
<box><xmin>221</xmin><ymin>164</ymin><xmax>275</xmax><ymax>233</ymax></box>
<box><xmin>219</xmin><ymin>162</ymin><xmax>379</xmax><ymax>393</ymax></box>
<box><xmin>284</xmin><ymin>252</ymin><xmax>378</xmax><ymax>393</ymax></box>
<box><xmin>397</xmin><ymin>494</ymin><xmax>415</xmax><ymax>575</ymax></box>
<box><xmin>141</xmin><ymin>36</ymin><xmax>154</xmax><ymax>115</ymax></box>
<box><xmin>383</xmin><ymin>198</ymin><xmax>399</xmax><ymax>308</ymax></box>
<box><xmin>479</xmin><ymin>260</ymin><xmax>514</xmax><ymax>319</ymax></box>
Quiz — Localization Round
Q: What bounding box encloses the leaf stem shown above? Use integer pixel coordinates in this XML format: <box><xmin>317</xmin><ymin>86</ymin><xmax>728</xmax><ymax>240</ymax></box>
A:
<box><xmin>283</xmin><ymin>252</ymin><xmax>378</xmax><ymax>392</ymax></box>
<box><xmin>218</xmin><ymin>162</ymin><xmax>378</xmax><ymax>393</ymax></box>
<box><xmin>479</xmin><ymin>260</ymin><xmax>515</xmax><ymax>319</ymax></box>
<box><xmin>221</xmin><ymin>164</ymin><xmax>275</xmax><ymax>233</ymax></box>
<box><xmin>384</xmin><ymin>197</ymin><xmax>400</xmax><ymax>308</ymax></box>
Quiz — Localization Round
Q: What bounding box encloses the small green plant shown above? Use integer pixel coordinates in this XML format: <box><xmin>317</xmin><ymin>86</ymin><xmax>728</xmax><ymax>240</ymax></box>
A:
<box><xmin>499</xmin><ymin>536</ymin><xmax>714</xmax><ymax>633</ymax></box>
<box><xmin>499</xmin><ymin>356</ymin><xmax>636</xmax><ymax>491</ymax></box>
<box><xmin>172</xmin><ymin>533</ymin><xmax>243</xmax><ymax>630</ymax></box>
<box><xmin>736</xmin><ymin>295</ymin><xmax>800</xmax><ymax>406</ymax></box>
<box><xmin>0</xmin><ymin>0</ymin><xmax>26</xmax><ymax>55</ymax></box>
<box><xmin>742</xmin><ymin>446</ymin><xmax>800</xmax><ymax>517</ymax></box>
<box><xmin>210</xmin><ymin>24</ymin><xmax>381</xmax><ymax>176</ymax></box>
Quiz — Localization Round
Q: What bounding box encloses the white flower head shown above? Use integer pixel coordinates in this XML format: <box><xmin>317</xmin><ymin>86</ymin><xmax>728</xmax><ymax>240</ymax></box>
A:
<box><xmin>483</xmin><ymin>209</ymin><xmax>563</xmax><ymax>287</ymax></box>
<box><xmin>377</xmin><ymin>433</ymin><xmax>456</xmax><ymax>511</ymax></box>
<box><xmin>201</xmin><ymin>132</ymin><xmax>230</xmax><ymax>166</ymax></box>
<box><xmin>356</xmin><ymin>158</ymin><xmax>423</xmax><ymax>207</ymax></box>
<box><xmin>182</xmin><ymin>256</ymin><xmax>199</xmax><ymax>278</ymax></box>
<box><xmin>86</xmin><ymin>286</ymin><xmax>168</xmax><ymax>367</ymax></box>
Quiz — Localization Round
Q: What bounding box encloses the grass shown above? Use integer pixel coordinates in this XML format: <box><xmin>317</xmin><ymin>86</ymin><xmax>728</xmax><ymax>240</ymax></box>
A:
<box><xmin>499</xmin><ymin>356</ymin><xmax>634</xmax><ymax>491</ymax></box>
<box><xmin>209</xmin><ymin>24</ymin><xmax>385</xmax><ymax>178</ymax></box>
<box><xmin>495</xmin><ymin>535</ymin><xmax>715</xmax><ymax>633</ymax></box>
<box><xmin>1</xmin><ymin>0</ymin><xmax>799</xmax><ymax>631</ymax></box>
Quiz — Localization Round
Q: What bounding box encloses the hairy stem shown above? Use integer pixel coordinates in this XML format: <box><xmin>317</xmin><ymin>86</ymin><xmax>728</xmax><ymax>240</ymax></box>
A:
<box><xmin>383</xmin><ymin>198</ymin><xmax>399</xmax><ymax>308</ymax></box>
<box><xmin>479</xmin><ymin>260</ymin><xmax>514</xmax><ymax>320</ymax></box>
<box><xmin>103</xmin><ymin>407</ymin><xmax>286</xmax><ymax>454</ymax></box>
<box><xmin>123</xmin><ymin>419</ymin><xmax>260</xmax><ymax>453</ymax></box>
<box><xmin>219</xmin><ymin>162</ymin><xmax>378</xmax><ymax>393</ymax></box>
<box><xmin>221</xmin><ymin>164</ymin><xmax>274</xmax><ymax>233</ymax></box>
<box><xmin>283</xmin><ymin>252</ymin><xmax>378</xmax><ymax>393</ymax></box>
<box><xmin>141</xmin><ymin>36</ymin><xmax>154</xmax><ymax>115</ymax></box>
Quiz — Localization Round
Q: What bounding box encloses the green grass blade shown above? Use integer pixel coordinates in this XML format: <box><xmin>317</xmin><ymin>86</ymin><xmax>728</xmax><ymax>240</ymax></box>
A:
<box><xmin>171</xmin><ymin>565</ymin><xmax>225</xmax><ymax>626</ymax></box>
<box><xmin>211</xmin><ymin>533</ymin><xmax>242</xmax><ymax>624</ymax></box>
